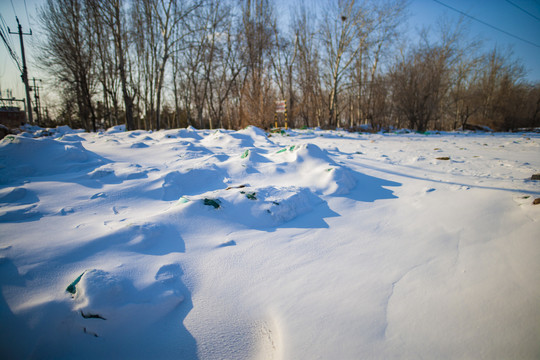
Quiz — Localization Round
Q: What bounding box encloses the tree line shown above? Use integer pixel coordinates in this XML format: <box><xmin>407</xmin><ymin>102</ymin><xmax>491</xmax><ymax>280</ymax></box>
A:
<box><xmin>38</xmin><ymin>0</ymin><xmax>540</xmax><ymax>132</ymax></box>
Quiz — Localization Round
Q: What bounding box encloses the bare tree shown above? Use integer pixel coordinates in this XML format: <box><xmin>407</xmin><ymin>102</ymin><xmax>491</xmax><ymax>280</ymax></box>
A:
<box><xmin>389</xmin><ymin>17</ymin><xmax>472</xmax><ymax>132</ymax></box>
<box><xmin>92</xmin><ymin>0</ymin><xmax>138</xmax><ymax>130</ymax></box>
<box><xmin>525</xmin><ymin>83</ymin><xmax>540</xmax><ymax>129</ymax></box>
<box><xmin>351</xmin><ymin>0</ymin><xmax>406</xmax><ymax>129</ymax></box>
<box><xmin>87</xmin><ymin>0</ymin><xmax>120</xmax><ymax>129</ymax></box>
<box><xmin>131</xmin><ymin>0</ymin><xmax>155</xmax><ymax>129</ymax></box>
<box><xmin>293</xmin><ymin>2</ymin><xmax>323</xmax><ymax>128</ymax></box>
<box><xmin>269</xmin><ymin>12</ymin><xmax>298</xmax><ymax>127</ymax></box>
<box><xmin>171</xmin><ymin>29</ymin><xmax>190</xmax><ymax>128</ymax></box>
<box><xmin>204</xmin><ymin>1</ymin><xmax>245</xmax><ymax>129</ymax></box>
<box><xmin>238</xmin><ymin>0</ymin><xmax>275</xmax><ymax>128</ymax></box>
<box><xmin>475</xmin><ymin>47</ymin><xmax>525</xmax><ymax>130</ymax></box>
<box><xmin>149</xmin><ymin>0</ymin><xmax>200</xmax><ymax>130</ymax></box>
<box><xmin>320</xmin><ymin>0</ymin><xmax>373</xmax><ymax>127</ymax></box>
<box><xmin>181</xmin><ymin>9</ymin><xmax>209</xmax><ymax>129</ymax></box>
<box><xmin>39</xmin><ymin>0</ymin><xmax>97</xmax><ymax>131</ymax></box>
<box><xmin>447</xmin><ymin>52</ymin><xmax>482</xmax><ymax>130</ymax></box>
<box><xmin>390</xmin><ymin>45</ymin><xmax>450</xmax><ymax>132</ymax></box>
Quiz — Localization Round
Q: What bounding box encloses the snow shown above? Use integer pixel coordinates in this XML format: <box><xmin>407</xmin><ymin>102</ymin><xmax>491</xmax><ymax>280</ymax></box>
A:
<box><xmin>1</xmin><ymin>126</ymin><xmax>539</xmax><ymax>359</ymax></box>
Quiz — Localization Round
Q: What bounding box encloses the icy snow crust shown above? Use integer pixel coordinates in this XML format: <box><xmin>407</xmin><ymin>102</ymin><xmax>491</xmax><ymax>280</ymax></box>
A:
<box><xmin>0</xmin><ymin>126</ymin><xmax>539</xmax><ymax>359</ymax></box>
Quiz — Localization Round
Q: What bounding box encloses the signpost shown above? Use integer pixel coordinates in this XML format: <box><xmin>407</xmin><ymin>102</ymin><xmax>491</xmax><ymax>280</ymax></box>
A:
<box><xmin>275</xmin><ymin>100</ymin><xmax>288</xmax><ymax>129</ymax></box>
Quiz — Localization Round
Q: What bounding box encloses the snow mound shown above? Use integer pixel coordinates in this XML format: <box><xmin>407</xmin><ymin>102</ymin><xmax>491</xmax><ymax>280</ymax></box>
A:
<box><xmin>58</xmin><ymin>134</ymin><xmax>86</xmax><ymax>142</ymax></box>
<box><xmin>0</xmin><ymin>187</ymin><xmax>32</xmax><ymax>203</ymax></box>
<box><xmin>70</xmin><ymin>267</ymin><xmax>185</xmax><ymax>339</ymax></box>
<box><xmin>238</xmin><ymin>125</ymin><xmax>268</xmax><ymax>138</ymax></box>
<box><xmin>54</xmin><ymin>125</ymin><xmax>77</xmax><ymax>134</ymax></box>
<box><xmin>166</xmin><ymin>128</ymin><xmax>203</xmax><ymax>140</ymax></box>
<box><xmin>161</xmin><ymin>166</ymin><xmax>227</xmax><ymax>200</ymax></box>
<box><xmin>18</xmin><ymin>124</ymin><xmax>82</xmax><ymax>138</ymax></box>
<box><xmin>175</xmin><ymin>185</ymin><xmax>322</xmax><ymax>228</ymax></box>
<box><xmin>289</xmin><ymin>143</ymin><xmax>332</xmax><ymax>162</ymax></box>
<box><xmin>0</xmin><ymin>204</ymin><xmax>41</xmax><ymax>222</ymax></box>
<box><xmin>170</xmin><ymin>141</ymin><xmax>214</xmax><ymax>159</ymax></box>
<box><xmin>233</xmin><ymin>126</ymin><xmax>273</xmax><ymax>147</ymax></box>
<box><xmin>318</xmin><ymin>166</ymin><xmax>357</xmax><ymax>195</ymax></box>
<box><xmin>130</xmin><ymin>141</ymin><xmax>149</xmax><ymax>148</ymax></box>
<box><xmin>88</xmin><ymin>163</ymin><xmax>150</xmax><ymax>182</ymax></box>
<box><xmin>75</xmin><ymin>269</ymin><xmax>135</xmax><ymax>310</ymax></box>
<box><xmin>202</xmin><ymin>129</ymin><xmax>247</xmax><ymax>147</ymax></box>
<box><xmin>0</xmin><ymin>186</ymin><xmax>41</xmax><ymax>222</ymax></box>
<box><xmin>239</xmin><ymin>148</ymin><xmax>272</xmax><ymax>164</ymax></box>
<box><xmin>106</xmin><ymin>125</ymin><xmax>126</xmax><ymax>133</ymax></box>
<box><xmin>271</xmin><ymin>143</ymin><xmax>356</xmax><ymax>195</ymax></box>
<box><xmin>0</xmin><ymin>136</ymin><xmax>107</xmax><ymax>183</ymax></box>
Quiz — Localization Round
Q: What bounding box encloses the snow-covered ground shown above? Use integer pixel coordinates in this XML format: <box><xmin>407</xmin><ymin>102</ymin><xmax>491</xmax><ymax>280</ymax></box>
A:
<box><xmin>1</xmin><ymin>125</ymin><xmax>539</xmax><ymax>359</ymax></box>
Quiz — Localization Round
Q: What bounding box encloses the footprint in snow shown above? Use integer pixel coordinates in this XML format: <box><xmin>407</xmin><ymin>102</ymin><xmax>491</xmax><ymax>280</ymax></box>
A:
<box><xmin>59</xmin><ymin>207</ymin><xmax>75</xmax><ymax>215</ymax></box>
<box><xmin>0</xmin><ymin>186</ymin><xmax>40</xmax><ymax>206</ymax></box>
<box><xmin>0</xmin><ymin>204</ymin><xmax>41</xmax><ymax>222</ymax></box>
<box><xmin>216</xmin><ymin>240</ymin><xmax>237</xmax><ymax>248</ymax></box>
<box><xmin>91</xmin><ymin>192</ymin><xmax>107</xmax><ymax>199</ymax></box>
<box><xmin>155</xmin><ymin>263</ymin><xmax>184</xmax><ymax>284</ymax></box>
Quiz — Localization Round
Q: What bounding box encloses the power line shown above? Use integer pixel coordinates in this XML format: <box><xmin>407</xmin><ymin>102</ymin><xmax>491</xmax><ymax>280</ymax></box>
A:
<box><xmin>0</xmin><ymin>14</ymin><xmax>22</xmax><ymax>72</ymax></box>
<box><xmin>0</xmin><ymin>14</ymin><xmax>16</xmax><ymax>51</ymax></box>
<box><xmin>23</xmin><ymin>0</ymin><xmax>32</xmax><ymax>29</ymax></box>
<box><xmin>504</xmin><ymin>0</ymin><xmax>540</xmax><ymax>23</ymax></box>
<box><xmin>10</xmin><ymin>0</ymin><xmax>18</xmax><ymax>18</ymax></box>
<box><xmin>0</xmin><ymin>31</ymin><xmax>22</xmax><ymax>72</ymax></box>
<box><xmin>432</xmin><ymin>0</ymin><xmax>540</xmax><ymax>49</ymax></box>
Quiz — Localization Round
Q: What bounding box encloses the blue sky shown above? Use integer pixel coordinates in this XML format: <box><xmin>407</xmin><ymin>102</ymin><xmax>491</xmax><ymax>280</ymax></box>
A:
<box><xmin>408</xmin><ymin>0</ymin><xmax>540</xmax><ymax>79</ymax></box>
<box><xmin>1</xmin><ymin>0</ymin><xmax>539</xmax><ymax>102</ymax></box>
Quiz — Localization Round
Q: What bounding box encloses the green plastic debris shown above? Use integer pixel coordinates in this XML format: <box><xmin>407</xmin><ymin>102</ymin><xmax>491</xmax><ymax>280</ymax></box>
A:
<box><xmin>66</xmin><ymin>271</ymin><xmax>86</xmax><ymax>295</ymax></box>
<box><xmin>241</xmin><ymin>149</ymin><xmax>250</xmax><ymax>159</ymax></box>
<box><xmin>326</xmin><ymin>168</ymin><xmax>334</xmax><ymax>172</ymax></box>
<box><xmin>277</xmin><ymin>145</ymin><xmax>295</xmax><ymax>154</ymax></box>
<box><xmin>177</xmin><ymin>196</ymin><xmax>190</xmax><ymax>204</ymax></box>
<box><xmin>203</xmin><ymin>198</ymin><xmax>221</xmax><ymax>209</ymax></box>
<box><xmin>240</xmin><ymin>191</ymin><xmax>256</xmax><ymax>200</ymax></box>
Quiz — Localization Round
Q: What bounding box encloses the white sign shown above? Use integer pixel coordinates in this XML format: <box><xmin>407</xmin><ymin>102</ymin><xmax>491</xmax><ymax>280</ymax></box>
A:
<box><xmin>275</xmin><ymin>100</ymin><xmax>286</xmax><ymax>113</ymax></box>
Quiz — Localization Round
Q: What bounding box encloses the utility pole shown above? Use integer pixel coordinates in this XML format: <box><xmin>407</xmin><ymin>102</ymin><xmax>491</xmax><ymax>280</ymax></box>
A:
<box><xmin>9</xmin><ymin>17</ymin><xmax>33</xmax><ymax>124</ymax></box>
<box><xmin>33</xmin><ymin>78</ymin><xmax>43</xmax><ymax>124</ymax></box>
